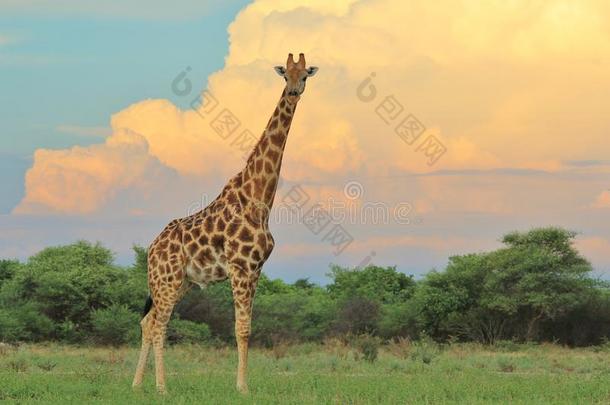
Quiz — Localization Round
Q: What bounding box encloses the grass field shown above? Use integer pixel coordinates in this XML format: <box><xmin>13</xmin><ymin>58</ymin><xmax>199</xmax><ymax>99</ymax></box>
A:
<box><xmin>1</xmin><ymin>341</ymin><xmax>609</xmax><ymax>404</ymax></box>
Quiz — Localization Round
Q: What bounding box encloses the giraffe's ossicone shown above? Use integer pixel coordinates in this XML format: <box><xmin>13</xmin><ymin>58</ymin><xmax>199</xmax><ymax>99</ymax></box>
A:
<box><xmin>132</xmin><ymin>53</ymin><xmax>318</xmax><ymax>394</ymax></box>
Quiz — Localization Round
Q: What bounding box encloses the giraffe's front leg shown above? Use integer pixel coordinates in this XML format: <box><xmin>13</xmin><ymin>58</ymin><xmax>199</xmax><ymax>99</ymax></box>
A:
<box><xmin>231</xmin><ymin>268</ymin><xmax>258</xmax><ymax>394</ymax></box>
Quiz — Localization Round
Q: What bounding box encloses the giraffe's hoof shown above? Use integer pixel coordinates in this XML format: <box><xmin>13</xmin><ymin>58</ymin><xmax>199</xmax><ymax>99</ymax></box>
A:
<box><xmin>236</xmin><ymin>384</ymin><xmax>249</xmax><ymax>394</ymax></box>
<box><xmin>156</xmin><ymin>386</ymin><xmax>167</xmax><ymax>395</ymax></box>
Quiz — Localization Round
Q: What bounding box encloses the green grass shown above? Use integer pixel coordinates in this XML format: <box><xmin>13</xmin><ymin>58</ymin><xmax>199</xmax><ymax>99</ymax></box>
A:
<box><xmin>0</xmin><ymin>342</ymin><xmax>609</xmax><ymax>404</ymax></box>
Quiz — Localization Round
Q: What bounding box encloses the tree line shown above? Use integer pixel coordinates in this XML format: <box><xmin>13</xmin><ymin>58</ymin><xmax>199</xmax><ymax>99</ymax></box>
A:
<box><xmin>0</xmin><ymin>227</ymin><xmax>608</xmax><ymax>347</ymax></box>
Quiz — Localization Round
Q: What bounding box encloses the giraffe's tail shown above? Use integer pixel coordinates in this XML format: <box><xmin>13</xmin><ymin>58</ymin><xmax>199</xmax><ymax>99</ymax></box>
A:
<box><xmin>142</xmin><ymin>295</ymin><xmax>153</xmax><ymax>318</ymax></box>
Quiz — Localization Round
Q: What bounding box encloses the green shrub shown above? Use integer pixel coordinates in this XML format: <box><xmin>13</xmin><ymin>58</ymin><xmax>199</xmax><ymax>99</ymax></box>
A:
<box><xmin>379</xmin><ymin>301</ymin><xmax>421</xmax><ymax>339</ymax></box>
<box><xmin>334</xmin><ymin>296</ymin><xmax>380</xmax><ymax>336</ymax></box>
<box><xmin>352</xmin><ymin>334</ymin><xmax>381</xmax><ymax>363</ymax></box>
<box><xmin>252</xmin><ymin>288</ymin><xmax>336</xmax><ymax>346</ymax></box>
<box><xmin>591</xmin><ymin>337</ymin><xmax>610</xmax><ymax>353</ymax></box>
<box><xmin>167</xmin><ymin>318</ymin><xmax>211</xmax><ymax>345</ymax></box>
<box><xmin>91</xmin><ymin>304</ymin><xmax>139</xmax><ymax>346</ymax></box>
<box><xmin>0</xmin><ymin>260</ymin><xmax>19</xmax><ymax>287</ymax></box>
<box><xmin>57</xmin><ymin>320</ymin><xmax>84</xmax><ymax>343</ymax></box>
<box><xmin>0</xmin><ymin>305</ymin><xmax>54</xmax><ymax>343</ymax></box>
<box><xmin>13</xmin><ymin>304</ymin><xmax>54</xmax><ymax>341</ymax></box>
<box><xmin>0</xmin><ymin>309</ymin><xmax>25</xmax><ymax>343</ymax></box>
<box><xmin>411</xmin><ymin>336</ymin><xmax>440</xmax><ymax>364</ymax></box>
<box><xmin>387</xmin><ymin>336</ymin><xmax>412</xmax><ymax>359</ymax></box>
<box><xmin>0</xmin><ymin>234</ymin><xmax>608</xmax><ymax>347</ymax></box>
<box><xmin>176</xmin><ymin>283</ymin><xmax>235</xmax><ymax>342</ymax></box>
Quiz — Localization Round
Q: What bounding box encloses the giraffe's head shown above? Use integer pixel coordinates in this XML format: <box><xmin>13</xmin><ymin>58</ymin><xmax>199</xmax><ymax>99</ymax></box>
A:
<box><xmin>274</xmin><ymin>53</ymin><xmax>318</xmax><ymax>104</ymax></box>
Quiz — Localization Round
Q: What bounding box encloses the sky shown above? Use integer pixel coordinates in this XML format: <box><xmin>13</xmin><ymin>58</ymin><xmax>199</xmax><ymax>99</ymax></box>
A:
<box><xmin>1</xmin><ymin>0</ymin><xmax>609</xmax><ymax>283</ymax></box>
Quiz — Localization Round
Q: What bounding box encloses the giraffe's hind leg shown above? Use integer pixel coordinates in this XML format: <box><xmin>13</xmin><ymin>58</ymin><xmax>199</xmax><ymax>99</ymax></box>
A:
<box><xmin>132</xmin><ymin>298</ymin><xmax>154</xmax><ymax>388</ymax></box>
<box><xmin>150</xmin><ymin>281</ymin><xmax>192</xmax><ymax>393</ymax></box>
<box><xmin>150</xmin><ymin>297</ymin><xmax>173</xmax><ymax>394</ymax></box>
<box><xmin>137</xmin><ymin>225</ymin><xmax>190</xmax><ymax>393</ymax></box>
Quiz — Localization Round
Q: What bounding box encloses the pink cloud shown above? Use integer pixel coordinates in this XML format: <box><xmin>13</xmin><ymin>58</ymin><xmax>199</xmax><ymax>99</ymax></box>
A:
<box><xmin>592</xmin><ymin>191</ymin><xmax>610</xmax><ymax>209</ymax></box>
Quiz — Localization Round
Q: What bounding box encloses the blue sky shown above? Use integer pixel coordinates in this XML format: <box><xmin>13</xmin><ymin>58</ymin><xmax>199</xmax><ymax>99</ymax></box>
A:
<box><xmin>0</xmin><ymin>1</ymin><xmax>249</xmax><ymax>212</ymax></box>
<box><xmin>1</xmin><ymin>1</ymin><xmax>609</xmax><ymax>282</ymax></box>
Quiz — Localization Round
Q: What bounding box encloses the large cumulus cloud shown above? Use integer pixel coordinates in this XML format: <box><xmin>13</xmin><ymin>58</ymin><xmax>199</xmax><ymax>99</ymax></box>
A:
<box><xmin>15</xmin><ymin>129</ymin><xmax>183</xmax><ymax>214</ymax></box>
<box><xmin>15</xmin><ymin>0</ymin><xmax>610</xmax><ymax>218</ymax></box>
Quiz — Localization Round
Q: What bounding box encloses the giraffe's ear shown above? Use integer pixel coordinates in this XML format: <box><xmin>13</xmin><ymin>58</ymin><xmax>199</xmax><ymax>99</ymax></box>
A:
<box><xmin>306</xmin><ymin>66</ymin><xmax>319</xmax><ymax>77</ymax></box>
<box><xmin>274</xmin><ymin>66</ymin><xmax>286</xmax><ymax>76</ymax></box>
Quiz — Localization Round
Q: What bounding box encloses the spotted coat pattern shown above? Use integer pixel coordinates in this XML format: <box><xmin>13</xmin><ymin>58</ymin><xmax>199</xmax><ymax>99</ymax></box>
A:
<box><xmin>133</xmin><ymin>53</ymin><xmax>313</xmax><ymax>394</ymax></box>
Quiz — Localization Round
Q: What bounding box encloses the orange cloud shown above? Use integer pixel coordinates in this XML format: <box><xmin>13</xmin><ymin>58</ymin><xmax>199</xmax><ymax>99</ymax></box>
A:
<box><xmin>576</xmin><ymin>237</ymin><xmax>610</xmax><ymax>274</ymax></box>
<box><xmin>276</xmin><ymin>234</ymin><xmax>497</xmax><ymax>259</ymax></box>
<box><xmin>15</xmin><ymin>0</ymin><xmax>610</xmax><ymax>214</ymax></box>
<box><xmin>15</xmin><ymin>129</ymin><xmax>177</xmax><ymax>214</ymax></box>
<box><xmin>592</xmin><ymin>191</ymin><xmax>610</xmax><ymax>208</ymax></box>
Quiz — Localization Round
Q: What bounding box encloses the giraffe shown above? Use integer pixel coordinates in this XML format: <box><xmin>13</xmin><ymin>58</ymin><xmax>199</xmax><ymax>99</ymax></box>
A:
<box><xmin>131</xmin><ymin>53</ymin><xmax>318</xmax><ymax>394</ymax></box>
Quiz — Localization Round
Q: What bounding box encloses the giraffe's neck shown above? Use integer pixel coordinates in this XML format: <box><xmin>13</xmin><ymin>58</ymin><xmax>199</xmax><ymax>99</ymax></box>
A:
<box><xmin>238</xmin><ymin>90</ymin><xmax>296</xmax><ymax>208</ymax></box>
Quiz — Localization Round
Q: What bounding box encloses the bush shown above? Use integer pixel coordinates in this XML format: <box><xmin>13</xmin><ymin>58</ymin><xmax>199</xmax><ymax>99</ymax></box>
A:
<box><xmin>91</xmin><ymin>304</ymin><xmax>139</xmax><ymax>346</ymax></box>
<box><xmin>387</xmin><ymin>336</ymin><xmax>412</xmax><ymax>359</ymax></box>
<box><xmin>167</xmin><ymin>318</ymin><xmax>211</xmax><ymax>345</ymax></box>
<box><xmin>57</xmin><ymin>320</ymin><xmax>84</xmax><ymax>343</ymax></box>
<box><xmin>352</xmin><ymin>334</ymin><xmax>381</xmax><ymax>363</ymax></box>
<box><xmin>0</xmin><ymin>305</ymin><xmax>54</xmax><ymax>343</ymax></box>
<box><xmin>411</xmin><ymin>336</ymin><xmax>440</xmax><ymax>364</ymax></box>
<box><xmin>252</xmin><ymin>289</ymin><xmax>336</xmax><ymax>346</ymax></box>
<box><xmin>176</xmin><ymin>283</ymin><xmax>235</xmax><ymax>342</ymax></box>
<box><xmin>328</xmin><ymin>265</ymin><xmax>416</xmax><ymax>304</ymax></box>
<box><xmin>0</xmin><ymin>234</ymin><xmax>608</xmax><ymax>347</ymax></box>
<box><xmin>0</xmin><ymin>309</ymin><xmax>24</xmax><ymax>343</ymax></box>
<box><xmin>379</xmin><ymin>301</ymin><xmax>421</xmax><ymax>339</ymax></box>
<box><xmin>590</xmin><ymin>337</ymin><xmax>610</xmax><ymax>352</ymax></box>
<box><xmin>334</xmin><ymin>296</ymin><xmax>380</xmax><ymax>336</ymax></box>
<box><xmin>0</xmin><ymin>260</ymin><xmax>19</xmax><ymax>287</ymax></box>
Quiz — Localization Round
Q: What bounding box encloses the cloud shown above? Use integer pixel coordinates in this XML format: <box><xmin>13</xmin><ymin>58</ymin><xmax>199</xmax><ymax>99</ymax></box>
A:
<box><xmin>14</xmin><ymin>129</ymin><xmax>181</xmax><ymax>215</ymax></box>
<box><xmin>274</xmin><ymin>234</ymin><xmax>500</xmax><ymax>271</ymax></box>
<box><xmin>216</xmin><ymin>0</ymin><xmax>610</xmax><ymax>173</ymax></box>
<box><xmin>576</xmin><ymin>237</ymin><xmax>610</xmax><ymax>275</ymax></box>
<box><xmin>109</xmin><ymin>98</ymin><xmax>247</xmax><ymax>177</ymax></box>
<box><xmin>564</xmin><ymin>160</ymin><xmax>610</xmax><ymax>168</ymax></box>
<box><xmin>592</xmin><ymin>191</ymin><xmax>610</xmax><ymax>209</ymax></box>
<box><xmin>350</xmin><ymin>235</ymin><xmax>485</xmax><ymax>254</ymax></box>
<box><xmin>15</xmin><ymin>0</ymin><xmax>610</xmax><ymax>217</ymax></box>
